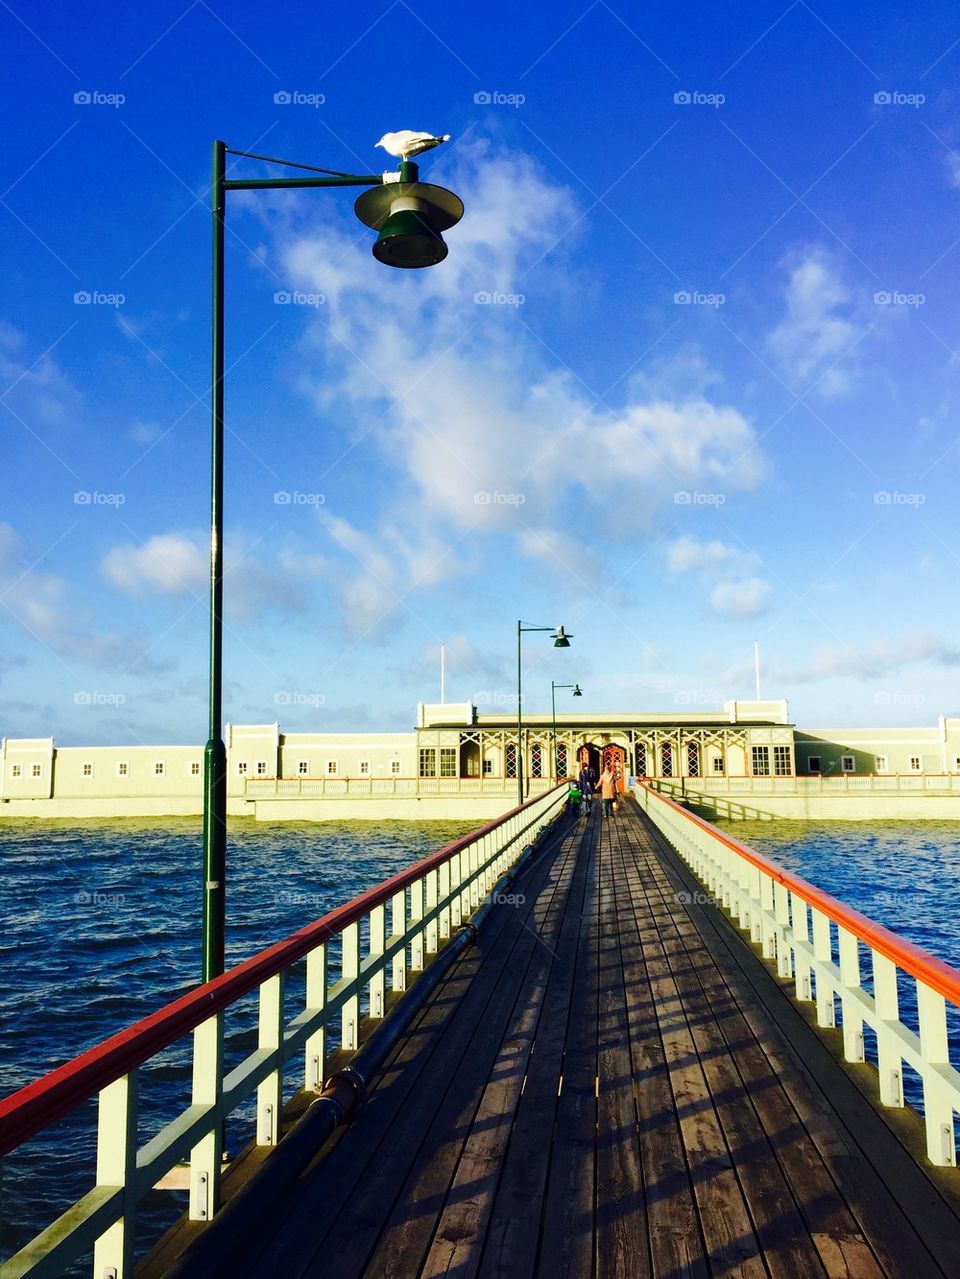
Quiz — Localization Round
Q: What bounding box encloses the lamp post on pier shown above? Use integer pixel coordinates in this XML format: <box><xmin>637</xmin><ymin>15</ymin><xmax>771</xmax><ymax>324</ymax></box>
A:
<box><xmin>202</xmin><ymin>141</ymin><xmax>462</xmax><ymax>982</ymax></box>
<box><xmin>550</xmin><ymin>681</ymin><xmax>582</xmax><ymax>780</ymax></box>
<box><xmin>516</xmin><ymin>622</ymin><xmax>572</xmax><ymax>808</ymax></box>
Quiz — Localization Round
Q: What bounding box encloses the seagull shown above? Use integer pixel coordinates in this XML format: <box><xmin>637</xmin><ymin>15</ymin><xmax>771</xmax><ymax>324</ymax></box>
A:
<box><xmin>375</xmin><ymin>131</ymin><xmax>451</xmax><ymax>160</ymax></box>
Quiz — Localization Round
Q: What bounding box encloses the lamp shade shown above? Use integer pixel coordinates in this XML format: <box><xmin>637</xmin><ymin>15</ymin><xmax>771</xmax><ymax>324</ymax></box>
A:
<box><xmin>355</xmin><ymin>181</ymin><xmax>464</xmax><ymax>270</ymax></box>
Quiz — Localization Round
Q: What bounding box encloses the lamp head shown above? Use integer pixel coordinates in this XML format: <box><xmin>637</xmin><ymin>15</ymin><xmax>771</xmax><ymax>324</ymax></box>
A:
<box><xmin>355</xmin><ymin>180</ymin><xmax>464</xmax><ymax>270</ymax></box>
<box><xmin>552</xmin><ymin>625</ymin><xmax>572</xmax><ymax>648</ymax></box>
<box><xmin>572</xmin><ymin>684</ymin><xmax>582</xmax><ymax>696</ymax></box>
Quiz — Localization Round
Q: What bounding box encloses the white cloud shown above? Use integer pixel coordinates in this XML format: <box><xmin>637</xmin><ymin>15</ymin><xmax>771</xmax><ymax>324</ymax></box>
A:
<box><xmin>102</xmin><ymin>534</ymin><xmax>207</xmax><ymax>596</ymax></box>
<box><xmin>247</xmin><ymin>139</ymin><xmax>768</xmax><ymax>630</ymax></box>
<box><xmin>790</xmin><ymin>633</ymin><xmax>960</xmax><ymax>682</ymax></box>
<box><xmin>666</xmin><ymin>535</ymin><xmax>772</xmax><ymax>620</ymax></box>
<box><xmin>767</xmin><ymin>248</ymin><xmax>866</xmax><ymax>396</ymax></box>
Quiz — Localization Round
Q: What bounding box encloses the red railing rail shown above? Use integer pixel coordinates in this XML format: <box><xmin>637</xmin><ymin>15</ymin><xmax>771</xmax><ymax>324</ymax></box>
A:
<box><xmin>0</xmin><ymin>788</ymin><xmax>562</xmax><ymax>1158</ymax></box>
<box><xmin>640</xmin><ymin>781</ymin><xmax>960</xmax><ymax>1006</ymax></box>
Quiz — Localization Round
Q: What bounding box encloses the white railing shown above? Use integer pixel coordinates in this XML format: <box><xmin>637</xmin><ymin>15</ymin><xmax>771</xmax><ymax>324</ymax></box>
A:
<box><xmin>244</xmin><ymin>776</ymin><xmax>558</xmax><ymax>800</ymax></box>
<box><xmin>637</xmin><ymin>782</ymin><xmax>960</xmax><ymax>1167</ymax></box>
<box><xmin>649</xmin><ymin>774</ymin><xmax>960</xmax><ymax>797</ymax></box>
<box><xmin>0</xmin><ymin>784</ymin><xmax>568</xmax><ymax>1277</ymax></box>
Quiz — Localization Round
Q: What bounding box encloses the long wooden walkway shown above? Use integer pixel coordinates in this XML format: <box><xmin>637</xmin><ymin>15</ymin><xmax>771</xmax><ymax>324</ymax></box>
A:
<box><xmin>227</xmin><ymin>798</ymin><xmax>960</xmax><ymax>1278</ymax></box>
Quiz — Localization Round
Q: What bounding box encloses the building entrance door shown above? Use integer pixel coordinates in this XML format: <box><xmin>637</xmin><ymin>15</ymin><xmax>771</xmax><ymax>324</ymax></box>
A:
<box><xmin>601</xmin><ymin>744</ymin><xmax>625</xmax><ymax>793</ymax></box>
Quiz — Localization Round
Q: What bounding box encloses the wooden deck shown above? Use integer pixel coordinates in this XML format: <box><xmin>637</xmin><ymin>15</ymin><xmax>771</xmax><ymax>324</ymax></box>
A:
<box><xmin>224</xmin><ymin>798</ymin><xmax>960</xmax><ymax>1279</ymax></box>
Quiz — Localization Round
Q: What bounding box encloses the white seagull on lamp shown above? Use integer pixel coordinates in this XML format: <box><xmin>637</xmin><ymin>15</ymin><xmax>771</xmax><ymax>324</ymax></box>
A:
<box><xmin>376</xmin><ymin>130</ymin><xmax>451</xmax><ymax>160</ymax></box>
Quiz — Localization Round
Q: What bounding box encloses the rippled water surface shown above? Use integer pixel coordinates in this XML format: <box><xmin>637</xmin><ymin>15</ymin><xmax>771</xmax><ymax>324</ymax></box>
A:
<box><xmin>0</xmin><ymin>817</ymin><xmax>476</xmax><ymax>1269</ymax></box>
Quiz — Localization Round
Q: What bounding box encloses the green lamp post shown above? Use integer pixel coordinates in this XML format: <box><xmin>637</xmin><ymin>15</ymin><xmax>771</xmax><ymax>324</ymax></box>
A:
<box><xmin>202</xmin><ymin>141</ymin><xmax>462</xmax><ymax>982</ymax></box>
<box><xmin>516</xmin><ymin>622</ymin><xmax>572</xmax><ymax>808</ymax></box>
<box><xmin>550</xmin><ymin>681</ymin><xmax>582</xmax><ymax>780</ymax></box>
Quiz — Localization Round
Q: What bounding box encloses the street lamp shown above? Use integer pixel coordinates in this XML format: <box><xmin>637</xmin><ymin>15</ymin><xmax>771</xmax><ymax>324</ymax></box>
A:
<box><xmin>202</xmin><ymin>141</ymin><xmax>463</xmax><ymax>981</ymax></box>
<box><xmin>516</xmin><ymin>621</ymin><xmax>572</xmax><ymax>808</ymax></box>
<box><xmin>550</xmin><ymin>681</ymin><xmax>582</xmax><ymax>780</ymax></box>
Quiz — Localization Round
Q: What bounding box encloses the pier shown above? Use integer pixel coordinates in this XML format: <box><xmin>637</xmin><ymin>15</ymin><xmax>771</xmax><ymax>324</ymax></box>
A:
<box><xmin>2</xmin><ymin>787</ymin><xmax>959</xmax><ymax>1276</ymax></box>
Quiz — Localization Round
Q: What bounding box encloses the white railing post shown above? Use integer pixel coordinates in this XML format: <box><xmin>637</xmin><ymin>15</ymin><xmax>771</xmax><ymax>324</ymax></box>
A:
<box><xmin>342</xmin><ymin>921</ymin><xmax>360</xmax><ymax>1052</ymax></box>
<box><xmin>92</xmin><ymin>1070</ymin><xmax>138</xmax><ymax>1278</ymax></box>
<box><xmin>189</xmin><ymin>1012</ymin><xmax>223</xmax><ymax>1222</ymax></box>
<box><xmin>391</xmin><ymin>889</ymin><xmax>407</xmax><ymax>993</ymax></box>
<box><xmin>410</xmin><ymin>877</ymin><xmax>425</xmax><ymax>971</ymax></box>
<box><xmin>305</xmin><ymin>942</ymin><xmax>326</xmax><ymax>1090</ymax></box>
<box><xmin>758</xmin><ymin>870</ymin><xmax>776</xmax><ymax>959</ymax></box>
<box><xmin>793</xmin><ymin>897</ymin><xmax>813</xmax><ymax>1004</ymax></box>
<box><xmin>917</xmin><ymin>981</ymin><xmax>956</xmax><ymax>1166</ymax></box>
<box><xmin>873</xmin><ymin>951</ymin><xmax>902</xmax><ymax>1107</ymax></box>
<box><xmin>811</xmin><ymin>908</ymin><xmax>835</xmax><ymax>1028</ymax></box>
<box><xmin>369</xmin><ymin>903</ymin><xmax>386</xmax><ymax>1020</ymax></box>
<box><xmin>774</xmin><ymin>881</ymin><xmax>793</xmax><ymax>978</ymax></box>
<box><xmin>256</xmin><ymin>973</ymin><xmax>284</xmax><ymax>1145</ymax></box>
<box><xmin>425</xmin><ymin>868</ymin><xmax>439</xmax><ymax>956</ymax></box>
<box><xmin>837</xmin><ymin>927</ymin><xmax>864</xmax><ymax>1063</ymax></box>
<box><xmin>448</xmin><ymin>853</ymin><xmax>462</xmax><ymax>929</ymax></box>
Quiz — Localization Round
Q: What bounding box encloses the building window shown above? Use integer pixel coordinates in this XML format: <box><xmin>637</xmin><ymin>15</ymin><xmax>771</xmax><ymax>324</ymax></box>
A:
<box><xmin>660</xmin><ymin>742</ymin><xmax>673</xmax><ymax>777</ymax></box>
<box><xmin>686</xmin><ymin>742</ymin><xmax>700</xmax><ymax>777</ymax></box>
<box><xmin>954</xmin><ymin>756</ymin><xmax>960</xmax><ymax>773</ymax></box>
<box><xmin>154</xmin><ymin>761</ymin><xmax>165</xmax><ymax>777</ymax></box>
<box><xmin>11</xmin><ymin>763</ymin><xmax>22</xmax><ymax>779</ymax></box>
<box><xmin>418</xmin><ymin>749</ymin><xmax>436</xmax><ymax>778</ymax></box>
<box><xmin>439</xmin><ymin>747</ymin><xmax>457</xmax><ymax>777</ymax></box>
<box><xmin>556</xmin><ymin>743</ymin><xmax>568</xmax><ymax>777</ymax></box>
<box><xmin>530</xmin><ymin>742</ymin><xmax>543</xmax><ymax>778</ymax></box>
<box><xmin>298</xmin><ymin>760</ymin><xmax>309</xmax><ymax>776</ymax></box>
<box><xmin>482</xmin><ymin>758</ymin><xmax>493</xmax><ymax>776</ymax></box>
<box><xmin>326</xmin><ymin>759</ymin><xmax>339</xmax><ymax>776</ymax></box>
<box><xmin>82</xmin><ymin>762</ymin><xmax>94</xmax><ymax>778</ymax></box>
<box><xmin>256</xmin><ymin>761</ymin><xmax>268</xmax><ymax>776</ymax></box>
<box><xmin>117</xmin><ymin>762</ymin><xmax>129</xmax><ymax>778</ymax></box>
<box><xmin>32</xmin><ymin>763</ymin><xmax>42</xmax><ymax>778</ymax></box>
<box><xmin>909</xmin><ymin>756</ymin><xmax>921</xmax><ymax>772</ymax></box>
<box><xmin>635</xmin><ymin>743</ymin><xmax>647</xmax><ymax>777</ymax></box>
<box><xmin>712</xmin><ymin>756</ymin><xmax>725</xmax><ymax>774</ymax></box>
<box><xmin>807</xmin><ymin>756</ymin><xmax>821</xmax><ymax>774</ymax></box>
<box><xmin>190</xmin><ymin>761</ymin><xmax>201</xmax><ymax>776</ymax></box>
<box><xmin>359</xmin><ymin>759</ymin><xmax>370</xmax><ymax>776</ymax></box>
<box><xmin>505</xmin><ymin>744</ymin><xmax>517</xmax><ymax>779</ymax></box>
<box><xmin>391</xmin><ymin>759</ymin><xmax>402</xmax><ymax>775</ymax></box>
<box><xmin>237</xmin><ymin>761</ymin><xmax>248</xmax><ymax>776</ymax></box>
<box><xmin>751</xmin><ymin>746</ymin><xmax>770</xmax><ymax>776</ymax></box>
<box><xmin>875</xmin><ymin>755</ymin><xmax>889</xmax><ymax>773</ymax></box>
<box><xmin>840</xmin><ymin>755</ymin><xmax>855</xmax><ymax>773</ymax></box>
<box><xmin>773</xmin><ymin>745</ymin><xmax>792</xmax><ymax>776</ymax></box>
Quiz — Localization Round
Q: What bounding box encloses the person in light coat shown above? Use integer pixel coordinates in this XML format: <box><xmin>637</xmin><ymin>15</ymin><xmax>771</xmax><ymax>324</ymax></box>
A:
<box><xmin>598</xmin><ymin>764</ymin><xmax>618</xmax><ymax>817</ymax></box>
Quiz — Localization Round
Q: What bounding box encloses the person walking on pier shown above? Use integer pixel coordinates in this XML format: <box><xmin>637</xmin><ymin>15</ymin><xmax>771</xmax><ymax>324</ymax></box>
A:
<box><xmin>577</xmin><ymin>761</ymin><xmax>595</xmax><ymax>813</ymax></box>
<box><xmin>599</xmin><ymin>763</ymin><xmax>617</xmax><ymax>817</ymax></box>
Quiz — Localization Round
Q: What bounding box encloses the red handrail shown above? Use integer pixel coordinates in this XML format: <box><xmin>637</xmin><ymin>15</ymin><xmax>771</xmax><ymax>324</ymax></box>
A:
<box><xmin>640</xmin><ymin>782</ymin><xmax>960</xmax><ymax>1008</ymax></box>
<box><xmin>0</xmin><ymin>786</ymin><xmax>563</xmax><ymax>1158</ymax></box>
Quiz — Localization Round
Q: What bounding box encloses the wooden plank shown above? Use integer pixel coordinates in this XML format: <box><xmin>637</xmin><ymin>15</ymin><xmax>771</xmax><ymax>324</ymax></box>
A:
<box><xmin>477</xmin><ymin>810</ymin><xmax>599</xmax><ymax>1276</ymax></box>
<box><xmin>593</xmin><ymin>815</ymin><xmax>649</xmax><ymax>1279</ymax></box>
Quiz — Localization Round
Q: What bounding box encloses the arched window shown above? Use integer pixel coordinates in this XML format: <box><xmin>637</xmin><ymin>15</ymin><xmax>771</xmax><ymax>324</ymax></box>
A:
<box><xmin>635</xmin><ymin>743</ymin><xmax>647</xmax><ymax>777</ymax></box>
<box><xmin>505</xmin><ymin>743</ymin><xmax>517</xmax><ymax>779</ymax></box>
<box><xmin>556</xmin><ymin>742</ymin><xmax>568</xmax><ymax>777</ymax></box>
<box><xmin>660</xmin><ymin>742</ymin><xmax>673</xmax><ymax>777</ymax></box>
<box><xmin>530</xmin><ymin>742</ymin><xmax>543</xmax><ymax>778</ymax></box>
<box><xmin>686</xmin><ymin>742</ymin><xmax>700</xmax><ymax>777</ymax></box>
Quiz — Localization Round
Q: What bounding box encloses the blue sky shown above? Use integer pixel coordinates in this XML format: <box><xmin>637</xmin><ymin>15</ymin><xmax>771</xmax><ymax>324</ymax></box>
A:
<box><xmin>4</xmin><ymin>0</ymin><xmax>960</xmax><ymax>745</ymax></box>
